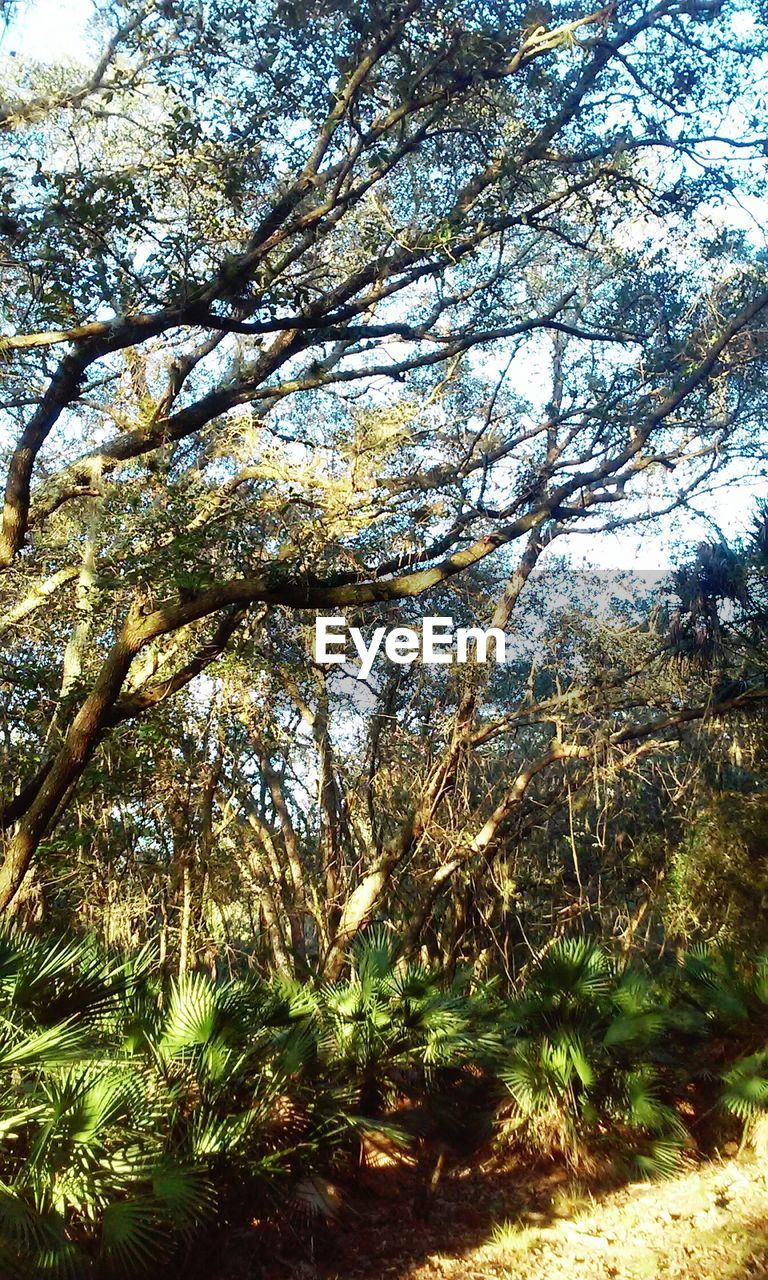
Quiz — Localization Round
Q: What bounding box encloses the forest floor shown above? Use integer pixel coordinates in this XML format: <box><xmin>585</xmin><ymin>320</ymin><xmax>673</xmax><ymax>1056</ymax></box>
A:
<box><xmin>211</xmin><ymin>1140</ymin><xmax>768</xmax><ymax>1280</ymax></box>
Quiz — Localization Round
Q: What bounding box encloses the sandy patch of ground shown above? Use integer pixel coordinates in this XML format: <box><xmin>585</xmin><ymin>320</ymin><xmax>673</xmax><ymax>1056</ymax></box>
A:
<box><xmin>317</xmin><ymin>1152</ymin><xmax>768</xmax><ymax>1280</ymax></box>
<box><xmin>203</xmin><ymin>1146</ymin><xmax>768</xmax><ymax>1280</ymax></box>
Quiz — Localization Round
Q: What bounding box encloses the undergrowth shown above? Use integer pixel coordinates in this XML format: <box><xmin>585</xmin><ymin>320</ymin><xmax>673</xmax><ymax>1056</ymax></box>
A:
<box><xmin>1</xmin><ymin>929</ymin><xmax>767</xmax><ymax>1276</ymax></box>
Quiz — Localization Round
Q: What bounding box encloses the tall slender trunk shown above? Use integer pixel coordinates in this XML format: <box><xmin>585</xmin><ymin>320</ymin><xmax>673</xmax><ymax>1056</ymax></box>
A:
<box><xmin>61</xmin><ymin>459</ymin><xmax>102</xmax><ymax>698</ymax></box>
<box><xmin>178</xmin><ymin>857</ymin><xmax>192</xmax><ymax>978</ymax></box>
<box><xmin>0</xmin><ymin>609</ymin><xmax>147</xmax><ymax>910</ymax></box>
<box><xmin>251</xmin><ymin>732</ymin><xmax>309</xmax><ymax>970</ymax></box>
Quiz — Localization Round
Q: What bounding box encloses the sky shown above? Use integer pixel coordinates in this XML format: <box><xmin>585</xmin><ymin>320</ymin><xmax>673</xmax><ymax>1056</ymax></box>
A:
<box><xmin>2</xmin><ymin>0</ymin><xmax>765</xmax><ymax>575</ymax></box>
<box><xmin>0</xmin><ymin>0</ymin><xmax>96</xmax><ymax>60</ymax></box>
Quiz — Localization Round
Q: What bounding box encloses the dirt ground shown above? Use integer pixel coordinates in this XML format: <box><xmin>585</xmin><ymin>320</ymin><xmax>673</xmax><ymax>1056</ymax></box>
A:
<box><xmin>205</xmin><ymin>1145</ymin><xmax>768</xmax><ymax>1280</ymax></box>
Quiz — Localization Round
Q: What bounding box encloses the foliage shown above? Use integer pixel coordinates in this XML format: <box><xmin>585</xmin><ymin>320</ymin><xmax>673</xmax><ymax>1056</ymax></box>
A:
<box><xmin>0</xmin><ymin>930</ymin><xmax>338</xmax><ymax>1275</ymax></box>
<box><xmin>497</xmin><ymin>939</ymin><xmax>768</xmax><ymax>1175</ymax></box>
<box><xmin>498</xmin><ymin>939</ymin><xmax>685</xmax><ymax>1177</ymax></box>
<box><xmin>664</xmin><ymin>797</ymin><xmax>768</xmax><ymax>949</ymax></box>
<box><xmin>0</xmin><ymin>0</ymin><xmax>767</xmax><ymax>983</ymax></box>
<box><xmin>0</xmin><ymin>926</ymin><xmax>496</xmax><ymax>1273</ymax></box>
<box><xmin>2</xmin><ymin>929</ymin><xmax>768</xmax><ymax>1272</ymax></box>
<box><xmin>0</xmin><ymin>4</ymin><xmax>767</xmax><ymax>1257</ymax></box>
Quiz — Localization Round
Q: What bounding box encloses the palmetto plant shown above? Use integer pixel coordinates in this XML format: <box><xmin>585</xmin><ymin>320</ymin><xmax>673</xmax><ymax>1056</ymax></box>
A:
<box><xmin>498</xmin><ymin>939</ymin><xmax>684</xmax><ymax>1176</ymax></box>
<box><xmin>498</xmin><ymin>940</ymin><xmax>768</xmax><ymax>1175</ymax></box>
<box><xmin>672</xmin><ymin>947</ymin><xmax>768</xmax><ymax>1133</ymax></box>
<box><xmin>0</xmin><ymin>925</ymin><xmax>501</xmax><ymax>1273</ymax></box>
<box><xmin>3</xmin><ymin>927</ymin><xmax>768</xmax><ymax>1274</ymax></box>
<box><xmin>313</xmin><ymin>928</ymin><xmax>496</xmax><ymax>1108</ymax></box>
<box><xmin>0</xmin><ymin>930</ymin><xmax>174</xmax><ymax>1277</ymax></box>
<box><xmin>304</xmin><ymin>929</ymin><xmax>503</xmax><ymax>1204</ymax></box>
<box><xmin>0</xmin><ymin>931</ymin><xmax>342</xmax><ymax>1276</ymax></box>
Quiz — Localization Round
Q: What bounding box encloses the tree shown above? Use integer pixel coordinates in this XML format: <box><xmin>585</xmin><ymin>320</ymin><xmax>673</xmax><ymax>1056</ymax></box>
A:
<box><xmin>0</xmin><ymin>0</ymin><xmax>767</xmax><ymax>966</ymax></box>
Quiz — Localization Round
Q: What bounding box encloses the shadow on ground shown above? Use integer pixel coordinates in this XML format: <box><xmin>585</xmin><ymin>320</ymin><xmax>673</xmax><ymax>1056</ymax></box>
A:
<box><xmin>183</xmin><ymin>1150</ymin><xmax>768</xmax><ymax>1280</ymax></box>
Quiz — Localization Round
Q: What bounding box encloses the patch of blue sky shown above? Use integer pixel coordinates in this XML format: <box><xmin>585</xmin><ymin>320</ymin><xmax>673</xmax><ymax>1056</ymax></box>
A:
<box><xmin>1</xmin><ymin>0</ymin><xmax>97</xmax><ymax>62</ymax></box>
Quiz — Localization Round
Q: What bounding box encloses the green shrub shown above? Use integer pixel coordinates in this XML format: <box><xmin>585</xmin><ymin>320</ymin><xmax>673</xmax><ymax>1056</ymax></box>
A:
<box><xmin>2</xmin><ymin>928</ymin><xmax>768</xmax><ymax>1274</ymax></box>
<box><xmin>497</xmin><ymin>939</ymin><xmax>684</xmax><ymax>1177</ymax></box>
<box><xmin>664</xmin><ymin>798</ymin><xmax>768</xmax><ymax>949</ymax></box>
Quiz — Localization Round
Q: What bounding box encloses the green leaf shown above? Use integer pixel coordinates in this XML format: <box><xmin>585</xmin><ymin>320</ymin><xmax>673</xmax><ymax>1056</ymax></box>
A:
<box><xmin>100</xmin><ymin>1199</ymin><xmax>169</xmax><ymax>1274</ymax></box>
